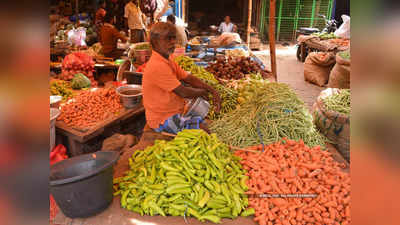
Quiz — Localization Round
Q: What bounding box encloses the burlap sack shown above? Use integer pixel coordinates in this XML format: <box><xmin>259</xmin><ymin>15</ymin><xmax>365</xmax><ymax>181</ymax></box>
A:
<box><xmin>328</xmin><ymin>53</ymin><xmax>351</xmax><ymax>88</ymax></box>
<box><xmin>304</xmin><ymin>52</ymin><xmax>336</xmax><ymax>86</ymax></box>
<box><xmin>313</xmin><ymin>88</ymin><xmax>350</xmax><ymax>161</ymax></box>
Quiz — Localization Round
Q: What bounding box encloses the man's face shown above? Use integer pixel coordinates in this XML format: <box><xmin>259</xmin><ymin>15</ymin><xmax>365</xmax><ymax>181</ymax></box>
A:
<box><xmin>225</xmin><ymin>16</ymin><xmax>230</xmax><ymax>23</ymax></box>
<box><xmin>154</xmin><ymin>31</ymin><xmax>177</xmax><ymax>57</ymax></box>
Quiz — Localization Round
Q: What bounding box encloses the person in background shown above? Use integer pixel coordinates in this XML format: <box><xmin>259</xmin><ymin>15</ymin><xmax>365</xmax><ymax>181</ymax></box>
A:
<box><xmin>99</xmin><ymin>13</ymin><xmax>128</xmax><ymax>59</ymax></box>
<box><xmin>124</xmin><ymin>0</ymin><xmax>147</xmax><ymax>43</ymax></box>
<box><xmin>218</xmin><ymin>16</ymin><xmax>237</xmax><ymax>33</ymax></box>
<box><xmin>166</xmin><ymin>14</ymin><xmax>188</xmax><ymax>47</ymax></box>
<box><xmin>95</xmin><ymin>0</ymin><xmax>107</xmax><ymax>41</ymax></box>
<box><xmin>142</xmin><ymin>22</ymin><xmax>221</xmax><ymax>134</ymax></box>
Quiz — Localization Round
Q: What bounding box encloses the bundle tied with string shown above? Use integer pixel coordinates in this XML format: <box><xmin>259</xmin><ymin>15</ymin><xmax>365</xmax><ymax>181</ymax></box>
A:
<box><xmin>210</xmin><ymin>82</ymin><xmax>326</xmax><ymax>148</ymax></box>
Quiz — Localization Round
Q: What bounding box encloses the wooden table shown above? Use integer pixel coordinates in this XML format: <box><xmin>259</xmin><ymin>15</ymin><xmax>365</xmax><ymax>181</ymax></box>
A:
<box><xmin>56</xmin><ymin>104</ymin><xmax>145</xmax><ymax>156</ymax></box>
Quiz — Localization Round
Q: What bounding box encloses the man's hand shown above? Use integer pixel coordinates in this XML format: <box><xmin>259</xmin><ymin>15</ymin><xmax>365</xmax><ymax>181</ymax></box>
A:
<box><xmin>182</xmin><ymin>74</ymin><xmax>222</xmax><ymax>112</ymax></box>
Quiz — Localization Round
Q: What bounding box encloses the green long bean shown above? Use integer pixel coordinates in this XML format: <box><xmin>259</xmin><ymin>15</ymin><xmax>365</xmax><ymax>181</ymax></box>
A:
<box><xmin>210</xmin><ymin>82</ymin><xmax>326</xmax><ymax>148</ymax></box>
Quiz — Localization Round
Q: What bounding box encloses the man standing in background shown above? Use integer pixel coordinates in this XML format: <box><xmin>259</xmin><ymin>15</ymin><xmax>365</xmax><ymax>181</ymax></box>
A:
<box><xmin>218</xmin><ymin>16</ymin><xmax>237</xmax><ymax>33</ymax></box>
<box><xmin>124</xmin><ymin>0</ymin><xmax>147</xmax><ymax>43</ymax></box>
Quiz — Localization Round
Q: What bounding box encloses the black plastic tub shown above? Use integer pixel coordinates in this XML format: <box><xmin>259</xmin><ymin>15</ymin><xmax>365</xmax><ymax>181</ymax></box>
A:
<box><xmin>50</xmin><ymin>151</ymin><xmax>119</xmax><ymax>218</ymax></box>
<box><xmin>124</xmin><ymin>71</ymin><xmax>142</xmax><ymax>85</ymax></box>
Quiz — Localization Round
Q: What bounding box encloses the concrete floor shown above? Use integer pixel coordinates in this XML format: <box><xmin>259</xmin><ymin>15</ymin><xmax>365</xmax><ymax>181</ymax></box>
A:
<box><xmin>253</xmin><ymin>44</ymin><xmax>324</xmax><ymax>110</ymax></box>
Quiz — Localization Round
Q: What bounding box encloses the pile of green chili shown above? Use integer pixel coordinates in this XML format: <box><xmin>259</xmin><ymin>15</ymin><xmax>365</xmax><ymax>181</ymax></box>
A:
<box><xmin>114</xmin><ymin>129</ymin><xmax>253</xmax><ymax>223</ymax></box>
<box><xmin>323</xmin><ymin>89</ymin><xmax>351</xmax><ymax>116</ymax></box>
<box><xmin>210</xmin><ymin>82</ymin><xmax>327</xmax><ymax>148</ymax></box>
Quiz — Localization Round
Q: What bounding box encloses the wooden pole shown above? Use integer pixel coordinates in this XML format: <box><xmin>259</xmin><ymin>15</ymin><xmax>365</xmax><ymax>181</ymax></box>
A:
<box><xmin>76</xmin><ymin>0</ymin><xmax>79</xmax><ymax>24</ymax></box>
<box><xmin>269</xmin><ymin>0</ymin><xmax>277</xmax><ymax>78</ymax></box>
<box><xmin>182</xmin><ymin>0</ymin><xmax>186</xmax><ymax>22</ymax></box>
<box><xmin>247</xmin><ymin>0</ymin><xmax>253</xmax><ymax>47</ymax></box>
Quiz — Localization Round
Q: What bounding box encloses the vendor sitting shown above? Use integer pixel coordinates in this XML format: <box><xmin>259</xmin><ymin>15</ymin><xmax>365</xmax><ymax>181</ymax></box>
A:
<box><xmin>143</xmin><ymin>22</ymin><xmax>221</xmax><ymax>134</ymax></box>
<box><xmin>99</xmin><ymin>14</ymin><xmax>128</xmax><ymax>59</ymax></box>
<box><xmin>218</xmin><ymin>16</ymin><xmax>237</xmax><ymax>33</ymax></box>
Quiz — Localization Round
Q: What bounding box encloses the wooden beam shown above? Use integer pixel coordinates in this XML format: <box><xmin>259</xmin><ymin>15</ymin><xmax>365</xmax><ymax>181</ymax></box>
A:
<box><xmin>269</xmin><ymin>0</ymin><xmax>277</xmax><ymax>78</ymax></box>
<box><xmin>182</xmin><ymin>0</ymin><xmax>186</xmax><ymax>22</ymax></box>
<box><xmin>247</xmin><ymin>0</ymin><xmax>253</xmax><ymax>47</ymax></box>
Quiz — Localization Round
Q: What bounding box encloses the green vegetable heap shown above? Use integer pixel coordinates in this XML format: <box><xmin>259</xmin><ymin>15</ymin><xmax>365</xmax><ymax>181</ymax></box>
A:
<box><xmin>134</xmin><ymin>43</ymin><xmax>151</xmax><ymax>50</ymax></box>
<box><xmin>338</xmin><ymin>51</ymin><xmax>350</xmax><ymax>60</ymax></box>
<box><xmin>50</xmin><ymin>80</ymin><xmax>73</xmax><ymax>101</ymax></box>
<box><xmin>174</xmin><ymin>56</ymin><xmax>238</xmax><ymax>119</ymax></box>
<box><xmin>312</xmin><ymin>32</ymin><xmax>337</xmax><ymax>39</ymax></box>
<box><xmin>114</xmin><ymin>129</ymin><xmax>253</xmax><ymax>223</ymax></box>
<box><xmin>71</xmin><ymin>73</ymin><xmax>91</xmax><ymax>90</ymax></box>
<box><xmin>323</xmin><ymin>89</ymin><xmax>350</xmax><ymax>116</ymax></box>
<box><xmin>175</xmin><ymin>55</ymin><xmax>219</xmax><ymax>84</ymax></box>
<box><xmin>211</xmin><ymin>82</ymin><xmax>327</xmax><ymax>148</ymax></box>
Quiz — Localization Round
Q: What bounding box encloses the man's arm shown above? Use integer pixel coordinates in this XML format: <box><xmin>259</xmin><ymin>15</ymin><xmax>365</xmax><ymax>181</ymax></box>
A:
<box><xmin>114</xmin><ymin>28</ymin><xmax>128</xmax><ymax>43</ymax></box>
<box><xmin>181</xmin><ymin>74</ymin><xmax>221</xmax><ymax>112</ymax></box>
<box><xmin>173</xmin><ymin>84</ymin><xmax>208</xmax><ymax>99</ymax></box>
<box><xmin>218</xmin><ymin>22</ymin><xmax>223</xmax><ymax>33</ymax></box>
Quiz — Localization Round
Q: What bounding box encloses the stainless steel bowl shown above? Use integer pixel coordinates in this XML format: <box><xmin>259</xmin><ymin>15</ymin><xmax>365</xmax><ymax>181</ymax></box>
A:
<box><xmin>185</xmin><ymin>97</ymin><xmax>210</xmax><ymax>118</ymax></box>
<box><xmin>116</xmin><ymin>85</ymin><xmax>142</xmax><ymax>109</ymax></box>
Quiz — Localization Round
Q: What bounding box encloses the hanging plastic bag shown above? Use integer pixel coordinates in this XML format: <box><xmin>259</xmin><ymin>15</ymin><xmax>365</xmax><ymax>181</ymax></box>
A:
<box><xmin>67</xmin><ymin>27</ymin><xmax>87</xmax><ymax>47</ymax></box>
<box><xmin>334</xmin><ymin>15</ymin><xmax>350</xmax><ymax>39</ymax></box>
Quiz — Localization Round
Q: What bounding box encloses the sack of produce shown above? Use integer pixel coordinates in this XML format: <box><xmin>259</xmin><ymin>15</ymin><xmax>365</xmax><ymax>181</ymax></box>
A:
<box><xmin>71</xmin><ymin>73</ymin><xmax>91</xmax><ymax>89</ymax></box>
<box><xmin>313</xmin><ymin>88</ymin><xmax>350</xmax><ymax>161</ymax></box>
<box><xmin>328</xmin><ymin>51</ymin><xmax>351</xmax><ymax>88</ymax></box>
<box><xmin>304</xmin><ymin>52</ymin><xmax>336</xmax><ymax>86</ymax></box>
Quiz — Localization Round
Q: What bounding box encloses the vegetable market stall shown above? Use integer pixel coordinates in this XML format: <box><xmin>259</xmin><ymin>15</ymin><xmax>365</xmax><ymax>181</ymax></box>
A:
<box><xmin>52</xmin><ymin>83</ymin><xmax>145</xmax><ymax>156</ymax></box>
<box><xmin>56</xmin><ymin>103</ymin><xmax>145</xmax><ymax>156</ymax></box>
<box><xmin>53</xmin><ymin>63</ymin><xmax>349</xmax><ymax>225</ymax></box>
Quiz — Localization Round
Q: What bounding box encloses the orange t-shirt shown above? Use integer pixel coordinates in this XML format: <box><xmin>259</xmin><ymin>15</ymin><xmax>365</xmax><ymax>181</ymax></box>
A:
<box><xmin>142</xmin><ymin>51</ymin><xmax>188</xmax><ymax>129</ymax></box>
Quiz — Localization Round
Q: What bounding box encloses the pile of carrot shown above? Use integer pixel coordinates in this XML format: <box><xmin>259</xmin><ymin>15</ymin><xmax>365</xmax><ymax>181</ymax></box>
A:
<box><xmin>235</xmin><ymin>140</ymin><xmax>350</xmax><ymax>225</ymax></box>
<box><xmin>58</xmin><ymin>88</ymin><xmax>122</xmax><ymax>128</ymax></box>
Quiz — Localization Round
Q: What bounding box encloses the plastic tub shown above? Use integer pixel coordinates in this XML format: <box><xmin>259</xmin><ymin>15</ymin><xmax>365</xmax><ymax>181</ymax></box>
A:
<box><xmin>50</xmin><ymin>151</ymin><xmax>119</xmax><ymax>218</ymax></box>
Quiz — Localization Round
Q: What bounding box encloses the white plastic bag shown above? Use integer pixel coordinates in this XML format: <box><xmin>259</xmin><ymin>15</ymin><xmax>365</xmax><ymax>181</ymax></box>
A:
<box><xmin>67</xmin><ymin>27</ymin><xmax>87</xmax><ymax>47</ymax></box>
<box><xmin>334</xmin><ymin>15</ymin><xmax>350</xmax><ymax>39</ymax></box>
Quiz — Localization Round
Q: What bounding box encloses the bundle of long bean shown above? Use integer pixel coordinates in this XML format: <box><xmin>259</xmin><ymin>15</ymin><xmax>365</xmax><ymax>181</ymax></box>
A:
<box><xmin>175</xmin><ymin>56</ymin><xmax>238</xmax><ymax>119</ymax></box>
<box><xmin>114</xmin><ymin>129</ymin><xmax>253</xmax><ymax>223</ymax></box>
<box><xmin>323</xmin><ymin>89</ymin><xmax>350</xmax><ymax>115</ymax></box>
<box><xmin>210</xmin><ymin>82</ymin><xmax>326</xmax><ymax>148</ymax></box>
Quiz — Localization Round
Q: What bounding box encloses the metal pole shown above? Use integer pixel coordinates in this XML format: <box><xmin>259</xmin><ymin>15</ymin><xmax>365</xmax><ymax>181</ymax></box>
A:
<box><xmin>269</xmin><ymin>0</ymin><xmax>277</xmax><ymax>78</ymax></box>
<box><xmin>276</xmin><ymin>0</ymin><xmax>283</xmax><ymax>41</ymax></box>
<box><xmin>247</xmin><ymin>0</ymin><xmax>253</xmax><ymax>47</ymax></box>
<box><xmin>182</xmin><ymin>0</ymin><xmax>186</xmax><ymax>22</ymax></box>
<box><xmin>310</xmin><ymin>0</ymin><xmax>316</xmax><ymax>27</ymax></box>
<box><xmin>293</xmin><ymin>0</ymin><xmax>300</xmax><ymax>41</ymax></box>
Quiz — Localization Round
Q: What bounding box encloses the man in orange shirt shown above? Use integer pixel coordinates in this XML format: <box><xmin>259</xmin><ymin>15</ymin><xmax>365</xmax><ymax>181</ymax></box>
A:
<box><xmin>143</xmin><ymin>22</ymin><xmax>221</xmax><ymax>134</ymax></box>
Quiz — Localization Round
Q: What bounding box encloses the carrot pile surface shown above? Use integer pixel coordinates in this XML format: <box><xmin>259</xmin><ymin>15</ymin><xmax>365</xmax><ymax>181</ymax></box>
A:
<box><xmin>235</xmin><ymin>140</ymin><xmax>350</xmax><ymax>225</ymax></box>
<box><xmin>58</xmin><ymin>88</ymin><xmax>122</xmax><ymax>128</ymax></box>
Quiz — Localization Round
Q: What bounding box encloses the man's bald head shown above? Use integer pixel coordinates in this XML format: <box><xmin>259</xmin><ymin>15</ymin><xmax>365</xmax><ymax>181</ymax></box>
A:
<box><xmin>150</xmin><ymin>22</ymin><xmax>177</xmax><ymax>58</ymax></box>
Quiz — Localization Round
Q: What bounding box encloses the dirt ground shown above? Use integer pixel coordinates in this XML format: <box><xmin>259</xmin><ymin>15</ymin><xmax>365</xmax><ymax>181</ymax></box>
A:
<box><xmin>253</xmin><ymin>44</ymin><xmax>324</xmax><ymax>110</ymax></box>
